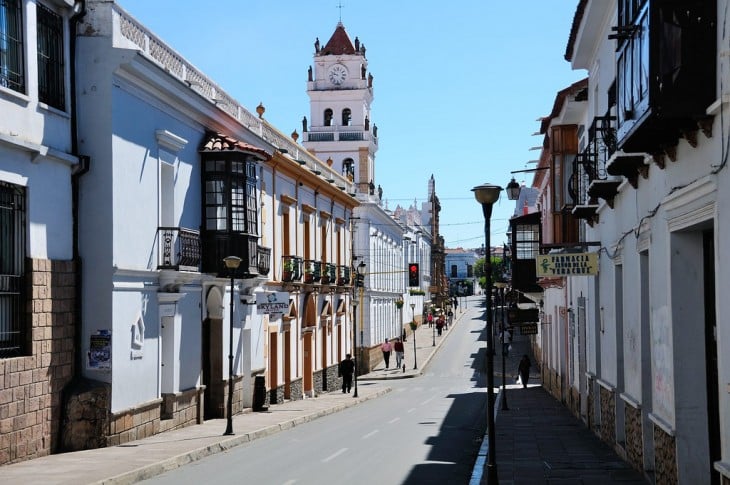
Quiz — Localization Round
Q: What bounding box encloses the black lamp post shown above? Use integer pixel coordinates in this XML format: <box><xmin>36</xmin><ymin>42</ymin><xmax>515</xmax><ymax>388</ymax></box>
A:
<box><xmin>410</xmin><ymin>302</ymin><xmax>417</xmax><ymax>369</ymax></box>
<box><xmin>472</xmin><ymin>183</ymin><xmax>502</xmax><ymax>484</ymax></box>
<box><xmin>494</xmin><ymin>281</ymin><xmax>509</xmax><ymax>411</ymax></box>
<box><xmin>432</xmin><ymin>313</ymin><xmax>436</xmax><ymax>346</ymax></box>
<box><xmin>352</xmin><ymin>298</ymin><xmax>358</xmax><ymax>398</ymax></box>
<box><xmin>222</xmin><ymin>255</ymin><xmax>242</xmax><ymax>436</ymax></box>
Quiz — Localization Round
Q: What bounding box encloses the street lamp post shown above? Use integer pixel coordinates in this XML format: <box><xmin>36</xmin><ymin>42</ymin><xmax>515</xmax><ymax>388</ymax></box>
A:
<box><xmin>222</xmin><ymin>255</ymin><xmax>242</xmax><ymax>436</ymax></box>
<box><xmin>472</xmin><ymin>183</ymin><xmax>503</xmax><ymax>484</ymax></box>
<box><xmin>432</xmin><ymin>313</ymin><xmax>436</xmax><ymax>347</ymax></box>
<box><xmin>410</xmin><ymin>303</ymin><xmax>417</xmax><ymax>369</ymax></box>
<box><xmin>354</xmin><ymin>261</ymin><xmax>366</xmax><ymax>397</ymax></box>
<box><xmin>352</xmin><ymin>298</ymin><xmax>358</xmax><ymax>398</ymax></box>
<box><xmin>494</xmin><ymin>281</ymin><xmax>509</xmax><ymax>411</ymax></box>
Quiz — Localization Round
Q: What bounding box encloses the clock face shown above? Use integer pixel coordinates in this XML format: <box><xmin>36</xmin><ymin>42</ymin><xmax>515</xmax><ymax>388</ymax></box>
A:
<box><xmin>328</xmin><ymin>64</ymin><xmax>348</xmax><ymax>85</ymax></box>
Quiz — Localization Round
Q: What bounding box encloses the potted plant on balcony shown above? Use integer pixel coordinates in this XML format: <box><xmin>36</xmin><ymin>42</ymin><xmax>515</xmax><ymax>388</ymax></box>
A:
<box><xmin>282</xmin><ymin>258</ymin><xmax>296</xmax><ymax>282</ymax></box>
<box><xmin>303</xmin><ymin>264</ymin><xmax>315</xmax><ymax>284</ymax></box>
<box><xmin>409</xmin><ymin>320</ymin><xmax>417</xmax><ymax>331</ymax></box>
<box><xmin>395</xmin><ymin>299</ymin><xmax>404</xmax><ymax>309</ymax></box>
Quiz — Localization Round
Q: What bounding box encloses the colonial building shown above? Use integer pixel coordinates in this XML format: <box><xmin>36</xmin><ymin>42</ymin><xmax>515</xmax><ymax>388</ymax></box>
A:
<box><xmin>510</xmin><ymin>1</ymin><xmax>727</xmax><ymax>483</ymax></box>
<box><xmin>65</xmin><ymin>0</ymin><xmax>360</xmax><ymax>449</ymax></box>
<box><xmin>0</xmin><ymin>0</ymin><xmax>83</xmax><ymax>465</ymax></box>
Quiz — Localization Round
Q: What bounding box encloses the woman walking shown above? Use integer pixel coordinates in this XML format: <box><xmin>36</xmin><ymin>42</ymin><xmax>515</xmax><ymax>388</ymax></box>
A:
<box><xmin>381</xmin><ymin>339</ymin><xmax>393</xmax><ymax>369</ymax></box>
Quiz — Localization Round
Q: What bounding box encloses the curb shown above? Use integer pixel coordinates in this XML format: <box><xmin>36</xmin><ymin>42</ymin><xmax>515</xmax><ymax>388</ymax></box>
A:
<box><xmin>93</xmin><ymin>387</ymin><xmax>392</xmax><ymax>485</ymax></box>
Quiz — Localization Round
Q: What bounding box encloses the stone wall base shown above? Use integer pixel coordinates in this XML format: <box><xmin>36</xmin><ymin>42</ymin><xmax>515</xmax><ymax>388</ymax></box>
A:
<box><xmin>599</xmin><ymin>386</ymin><xmax>616</xmax><ymax>446</ymax></box>
<box><xmin>108</xmin><ymin>398</ymin><xmax>162</xmax><ymax>446</ymax></box>
<box><xmin>209</xmin><ymin>375</ymin><xmax>244</xmax><ymax>418</ymax></box>
<box><xmin>654</xmin><ymin>423</ymin><xmax>678</xmax><ymax>484</ymax></box>
<box><xmin>160</xmin><ymin>386</ymin><xmax>205</xmax><ymax>433</ymax></box>
<box><xmin>61</xmin><ymin>378</ymin><xmax>110</xmax><ymax>452</ymax></box>
<box><xmin>0</xmin><ymin>259</ymin><xmax>76</xmax><ymax>465</ymax></box>
<box><xmin>624</xmin><ymin>404</ymin><xmax>643</xmax><ymax>472</ymax></box>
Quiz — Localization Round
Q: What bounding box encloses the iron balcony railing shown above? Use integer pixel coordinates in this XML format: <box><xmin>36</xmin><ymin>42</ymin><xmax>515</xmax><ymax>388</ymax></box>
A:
<box><xmin>570</xmin><ymin>114</ymin><xmax>615</xmax><ymax>206</ymax></box>
<box><xmin>157</xmin><ymin>227</ymin><xmax>201</xmax><ymax>271</ymax></box>
<box><xmin>339</xmin><ymin>132</ymin><xmax>363</xmax><ymax>141</ymax></box>
<box><xmin>337</xmin><ymin>265</ymin><xmax>350</xmax><ymax>286</ymax></box>
<box><xmin>307</xmin><ymin>132</ymin><xmax>335</xmax><ymax>142</ymax></box>
<box><xmin>302</xmin><ymin>260</ymin><xmax>322</xmax><ymax>284</ymax></box>
<box><xmin>321</xmin><ymin>263</ymin><xmax>337</xmax><ymax>284</ymax></box>
<box><xmin>282</xmin><ymin>255</ymin><xmax>302</xmax><ymax>282</ymax></box>
<box><xmin>257</xmin><ymin>246</ymin><xmax>271</xmax><ymax>276</ymax></box>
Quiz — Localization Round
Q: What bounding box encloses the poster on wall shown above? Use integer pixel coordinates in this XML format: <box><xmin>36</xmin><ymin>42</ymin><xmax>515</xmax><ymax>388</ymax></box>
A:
<box><xmin>88</xmin><ymin>330</ymin><xmax>111</xmax><ymax>370</ymax></box>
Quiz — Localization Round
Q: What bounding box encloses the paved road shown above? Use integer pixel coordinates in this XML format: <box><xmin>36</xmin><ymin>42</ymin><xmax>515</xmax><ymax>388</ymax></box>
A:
<box><xmin>143</xmin><ymin>303</ymin><xmax>487</xmax><ymax>484</ymax></box>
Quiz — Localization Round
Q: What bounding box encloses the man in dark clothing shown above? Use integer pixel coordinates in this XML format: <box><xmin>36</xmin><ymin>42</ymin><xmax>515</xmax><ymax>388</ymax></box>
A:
<box><xmin>340</xmin><ymin>354</ymin><xmax>355</xmax><ymax>393</ymax></box>
<box><xmin>518</xmin><ymin>355</ymin><xmax>531</xmax><ymax>388</ymax></box>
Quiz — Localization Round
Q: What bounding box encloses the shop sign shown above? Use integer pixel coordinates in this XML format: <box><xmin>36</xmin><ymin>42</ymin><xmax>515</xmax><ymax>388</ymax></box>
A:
<box><xmin>507</xmin><ymin>308</ymin><xmax>539</xmax><ymax>324</ymax></box>
<box><xmin>256</xmin><ymin>292</ymin><xmax>289</xmax><ymax>314</ymax></box>
<box><xmin>536</xmin><ymin>252</ymin><xmax>599</xmax><ymax>277</ymax></box>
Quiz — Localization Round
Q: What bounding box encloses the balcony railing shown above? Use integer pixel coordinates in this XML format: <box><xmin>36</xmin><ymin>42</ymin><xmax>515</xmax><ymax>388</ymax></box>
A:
<box><xmin>307</xmin><ymin>132</ymin><xmax>335</xmax><ymax>142</ymax></box>
<box><xmin>570</xmin><ymin>115</ymin><xmax>614</xmax><ymax>206</ymax></box>
<box><xmin>157</xmin><ymin>227</ymin><xmax>201</xmax><ymax>271</ymax></box>
<box><xmin>337</xmin><ymin>265</ymin><xmax>350</xmax><ymax>286</ymax></box>
<box><xmin>257</xmin><ymin>246</ymin><xmax>271</xmax><ymax>276</ymax></box>
<box><xmin>282</xmin><ymin>255</ymin><xmax>302</xmax><ymax>282</ymax></box>
<box><xmin>339</xmin><ymin>132</ymin><xmax>363</xmax><ymax>141</ymax></box>
<box><xmin>302</xmin><ymin>260</ymin><xmax>322</xmax><ymax>284</ymax></box>
<box><xmin>321</xmin><ymin>263</ymin><xmax>337</xmax><ymax>284</ymax></box>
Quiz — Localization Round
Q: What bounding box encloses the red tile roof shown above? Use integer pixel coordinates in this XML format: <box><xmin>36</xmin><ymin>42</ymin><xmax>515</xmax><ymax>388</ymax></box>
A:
<box><xmin>320</xmin><ymin>22</ymin><xmax>357</xmax><ymax>55</ymax></box>
<box><xmin>199</xmin><ymin>132</ymin><xmax>271</xmax><ymax>160</ymax></box>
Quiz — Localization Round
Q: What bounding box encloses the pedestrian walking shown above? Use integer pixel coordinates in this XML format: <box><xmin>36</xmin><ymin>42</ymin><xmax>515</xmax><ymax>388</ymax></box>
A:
<box><xmin>499</xmin><ymin>327</ymin><xmax>512</xmax><ymax>356</ymax></box>
<box><xmin>402</xmin><ymin>327</ymin><xmax>407</xmax><ymax>342</ymax></box>
<box><xmin>339</xmin><ymin>354</ymin><xmax>355</xmax><ymax>393</ymax></box>
<box><xmin>381</xmin><ymin>338</ymin><xmax>393</xmax><ymax>369</ymax></box>
<box><xmin>436</xmin><ymin>315</ymin><xmax>444</xmax><ymax>336</ymax></box>
<box><xmin>393</xmin><ymin>338</ymin><xmax>405</xmax><ymax>369</ymax></box>
<box><xmin>427</xmin><ymin>312</ymin><xmax>434</xmax><ymax>328</ymax></box>
<box><xmin>518</xmin><ymin>354</ymin><xmax>531</xmax><ymax>388</ymax></box>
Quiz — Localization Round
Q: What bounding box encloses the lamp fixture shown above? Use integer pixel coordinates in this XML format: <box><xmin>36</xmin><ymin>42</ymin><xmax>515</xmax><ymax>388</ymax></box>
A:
<box><xmin>506</xmin><ymin>177</ymin><xmax>521</xmax><ymax>201</ymax></box>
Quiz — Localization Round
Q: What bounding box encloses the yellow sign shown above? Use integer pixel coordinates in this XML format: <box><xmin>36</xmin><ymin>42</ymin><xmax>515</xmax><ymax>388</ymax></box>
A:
<box><xmin>536</xmin><ymin>252</ymin><xmax>599</xmax><ymax>277</ymax></box>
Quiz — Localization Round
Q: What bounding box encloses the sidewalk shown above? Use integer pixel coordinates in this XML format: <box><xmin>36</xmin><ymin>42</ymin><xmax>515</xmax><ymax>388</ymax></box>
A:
<box><xmin>471</xmin><ymin>315</ymin><xmax>648</xmax><ymax>484</ymax></box>
<box><xmin>0</xmin><ymin>317</ymin><xmax>451</xmax><ymax>485</ymax></box>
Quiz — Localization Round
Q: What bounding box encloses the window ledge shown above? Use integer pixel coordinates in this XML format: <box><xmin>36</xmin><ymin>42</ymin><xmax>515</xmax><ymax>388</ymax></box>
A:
<box><xmin>0</xmin><ymin>85</ymin><xmax>30</xmax><ymax>106</ymax></box>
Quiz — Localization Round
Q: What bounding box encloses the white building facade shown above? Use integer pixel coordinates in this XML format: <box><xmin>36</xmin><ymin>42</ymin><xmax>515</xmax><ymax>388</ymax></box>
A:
<box><xmin>58</xmin><ymin>0</ymin><xmax>358</xmax><ymax>449</ymax></box>
<box><xmin>0</xmin><ymin>0</ymin><xmax>83</xmax><ymax>465</ymax></box>
<box><xmin>524</xmin><ymin>2</ymin><xmax>729</xmax><ymax>483</ymax></box>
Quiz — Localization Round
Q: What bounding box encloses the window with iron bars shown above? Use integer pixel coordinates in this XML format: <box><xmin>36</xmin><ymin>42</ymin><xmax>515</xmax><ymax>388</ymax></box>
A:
<box><xmin>0</xmin><ymin>181</ymin><xmax>27</xmax><ymax>358</ymax></box>
<box><xmin>0</xmin><ymin>0</ymin><xmax>24</xmax><ymax>93</ymax></box>
<box><xmin>37</xmin><ymin>3</ymin><xmax>64</xmax><ymax>110</ymax></box>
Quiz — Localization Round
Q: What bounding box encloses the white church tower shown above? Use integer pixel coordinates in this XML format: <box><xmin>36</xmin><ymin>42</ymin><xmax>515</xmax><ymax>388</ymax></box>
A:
<box><xmin>302</xmin><ymin>23</ymin><xmax>377</xmax><ymax>196</ymax></box>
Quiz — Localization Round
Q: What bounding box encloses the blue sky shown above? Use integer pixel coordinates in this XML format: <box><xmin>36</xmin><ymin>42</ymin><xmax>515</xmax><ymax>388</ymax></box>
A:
<box><xmin>118</xmin><ymin>0</ymin><xmax>585</xmax><ymax>249</ymax></box>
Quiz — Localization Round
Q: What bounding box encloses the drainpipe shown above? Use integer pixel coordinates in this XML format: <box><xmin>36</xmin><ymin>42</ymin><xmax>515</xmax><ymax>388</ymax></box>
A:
<box><xmin>59</xmin><ymin>0</ymin><xmax>89</xmax><ymax>452</ymax></box>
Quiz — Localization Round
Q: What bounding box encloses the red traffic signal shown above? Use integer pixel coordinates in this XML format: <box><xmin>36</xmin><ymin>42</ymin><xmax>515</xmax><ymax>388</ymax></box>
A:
<box><xmin>408</xmin><ymin>263</ymin><xmax>419</xmax><ymax>286</ymax></box>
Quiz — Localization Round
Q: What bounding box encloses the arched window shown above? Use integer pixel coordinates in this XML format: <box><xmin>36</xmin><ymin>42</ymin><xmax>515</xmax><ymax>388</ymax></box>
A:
<box><xmin>324</xmin><ymin>109</ymin><xmax>333</xmax><ymax>126</ymax></box>
<box><xmin>342</xmin><ymin>158</ymin><xmax>355</xmax><ymax>181</ymax></box>
<box><xmin>341</xmin><ymin>108</ymin><xmax>351</xmax><ymax>126</ymax></box>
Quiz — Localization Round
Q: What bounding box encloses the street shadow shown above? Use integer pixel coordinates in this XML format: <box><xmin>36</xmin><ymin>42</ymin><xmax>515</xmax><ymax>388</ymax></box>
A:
<box><xmin>401</xmin><ymin>389</ymin><xmax>488</xmax><ymax>485</ymax></box>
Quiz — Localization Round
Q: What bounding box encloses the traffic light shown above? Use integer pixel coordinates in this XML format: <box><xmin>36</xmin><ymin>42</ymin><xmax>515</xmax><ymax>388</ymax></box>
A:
<box><xmin>408</xmin><ymin>263</ymin><xmax>419</xmax><ymax>286</ymax></box>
